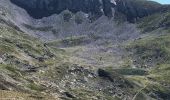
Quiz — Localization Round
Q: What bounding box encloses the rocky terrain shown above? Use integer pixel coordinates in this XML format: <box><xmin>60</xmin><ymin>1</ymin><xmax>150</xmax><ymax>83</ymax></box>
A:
<box><xmin>0</xmin><ymin>0</ymin><xmax>170</xmax><ymax>100</ymax></box>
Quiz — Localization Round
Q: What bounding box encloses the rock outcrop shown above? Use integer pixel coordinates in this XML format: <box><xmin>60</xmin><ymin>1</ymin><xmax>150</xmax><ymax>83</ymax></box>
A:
<box><xmin>10</xmin><ymin>0</ymin><xmax>116</xmax><ymax>20</ymax></box>
<box><xmin>115</xmin><ymin>0</ymin><xmax>162</xmax><ymax>22</ymax></box>
<box><xmin>10</xmin><ymin>0</ymin><xmax>164</xmax><ymax>22</ymax></box>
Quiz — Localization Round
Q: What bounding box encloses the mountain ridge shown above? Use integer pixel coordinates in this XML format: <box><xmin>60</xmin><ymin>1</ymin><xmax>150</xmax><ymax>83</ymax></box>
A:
<box><xmin>10</xmin><ymin>0</ymin><xmax>116</xmax><ymax>20</ymax></box>
<box><xmin>10</xmin><ymin>0</ymin><xmax>169</xmax><ymax>22</ymax></box>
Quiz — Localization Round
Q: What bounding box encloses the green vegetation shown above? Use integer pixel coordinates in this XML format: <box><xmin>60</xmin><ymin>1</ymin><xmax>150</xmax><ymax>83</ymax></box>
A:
<box><xmin>42</xmin><ymin>63</ymin><xmax>69</xmax><ymax>80</ymax></box>
<box><xmin>47</xmin><ymin>35</ymin><xmax>90</xmax><ymax>47</ymax></box>
<box><xmin>27</xmin><ymin>83</ymin><xmax>45</xmax><ymax>91</ymax></box>
<box><xmin>23</xmin><ymin>24</ymin><xmax>53</xmax><ymax>31</ymax></box>
<box><xmin>61</xmin><ymin>36</ymin><xmax>86</xmax><ymax>46</ymax></box>
<box><xmin>5</xmin><ymin>65</ymin><xmax>19</xmax><ymax>74</ymax></box>
<box><xmin>150</xmin><ymin>64</ymin><xmax>170</xmax><ymax>84</ymax></box>
<box><xmin>124</xmin><ymin>34</ymin><xmax>170</xmax><ymax>99</ymax></box>
<box><xmin>0</xmin><ymin>23</ymin><xmax>61</xmax><ymax>95</ymax></box>
<box><xmin>126</xmin><ymin>35</ymin><xmax>170</xmax><ymax>66</ymax></box>
<box><xmin>70</xmin><ymin>88</ymin><xmax>121</xmax><ymax>100</ymax></box>
<box><xmin>138</xmin><ymin>12</ymin><xmax>170</xmax><ymax>32</ymax></box>
<box><xmin>143</xmin><ymin>83</ymin><xmax>170</xmax><ymax>100</ymax></box>
<box><xmin>0</xmin><ymin>90</ymin><xmax>56</xmax><ymax>100</ymax></box>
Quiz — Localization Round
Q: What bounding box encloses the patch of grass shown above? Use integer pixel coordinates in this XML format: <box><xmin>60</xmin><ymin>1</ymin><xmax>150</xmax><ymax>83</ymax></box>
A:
<box><xmin>2</xmin><ymin>64</ymin><xmax>24</xmax><ymax>77</ymax></box>
<box><xmin>23</xmin><ymin>24</ymin><xmax>53</xmax><ymax>32</ymax></box>
<box><xmin>47</xmin><ymin>35</ymin><xmax>90</xmax><ymax>47</ymax></box>
<box><xmin>42</xmin><ymin>63</ymin><xmax>69</xmax><ymax>80</ymax></box>
<box><xmin>61</xmin><ymin>36</ymin><xmax>89</xmax><ymax>46</ymax></box>
<box><xmin>126</xmin><ymin>35</ymin><xmax>170</xmax><ymax>67</ymax></box>
<box><xmin>143</xmin><ymin>83</ymin><xmax>170</xmax><ymax>100</ymax></box>
<box><xmin>0</xmin><ymin>43</ymin><xmax>15</xmax><ymax>53</ymax></box>
<box><xmin>27</xmin><ymin>83</ymin><xmax>45</xmax><ymax>92</ymax></box>
<box><xmin>17</xmin><ymin>43</ymin><xmax>45</xmax><ymax>56</ymax></box>
<box><xmin>121</xmin><ymin>57</ymin><xmax>133</xmax><ymax>68</ymax></box>
<box><xmin>70</xmin><ymin>88</ymin><xmax>121</xmax><ymax>100</ymax></box>
<box><xmin>0</xmin><ymin>90</ymin><xmax>56</xmax><ymax>100</ymax></box>
<box><xmin>5</xmin><ymin>65</ymin><xmax>17</xmax><ymax>73</ymax></box>
<box><xmin>138</xmin><ymin>12</ymin><xmax>170</xmax><ymax>32</ymax></box>
<box><xmin>0</xmin><ymin>64</ymin><xmax>7</xmax><ymax>69</ymax></box>
<box><xmin>150</xmin><ymin>64</ymin><xmax>170</xmax><ymax>84</ymax></box>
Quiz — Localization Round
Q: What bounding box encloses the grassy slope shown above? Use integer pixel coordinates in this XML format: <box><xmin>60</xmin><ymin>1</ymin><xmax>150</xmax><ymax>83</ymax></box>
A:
<box><xmin>138</xmin><ymin>12</ymin><xmax>170</xmax><ymax>32</ymax></box>
<box><xmin>125</xmin><ymin>34</ymin><xmax>170</xmax><ymax>100</ymax></box>
<box><xmin>127</xmin><ymin>35</ymin><xmax>170</xmax><ymax>66</ymax></box>
<box><xmin>0</xmin><ymin>90</ymin><xmax>56</xmax><ymax>100</ymax></box>
<box><xmin>0</xmin><ymin>23</ymin><xmax>61</xmax><ymax>99</ymax></box>
<box><xmin>128</xmin><ymin>34</ymin><xmax>170</xmax><ymax>83</ymax></box>
<box><xmin>110</xmin><ymin>10</ymin><xmax>170</xmax><ymax>100</ymax></box>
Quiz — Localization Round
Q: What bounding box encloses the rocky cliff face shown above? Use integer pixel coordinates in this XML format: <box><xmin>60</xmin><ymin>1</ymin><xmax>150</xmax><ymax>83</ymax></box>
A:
<box><xmin>10</xmin><ymin>0</ymin><xmax>163</xmax><ymax>22</ymax></box>
<box><xmin>10</xmin><ymin>0</ymin><xmax>116</xmax><ymax>20</ymax></box>
<box><xmin>115</xmin><ymin>0</ymin><xmax>162</xmax><ymax>22</ymax></box>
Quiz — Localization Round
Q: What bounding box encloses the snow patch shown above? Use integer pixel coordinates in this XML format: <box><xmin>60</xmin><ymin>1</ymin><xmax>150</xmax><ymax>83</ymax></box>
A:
<box><xmin>110</xmin><ymin>0</ymin><xmax>116</xmax><ymax>5</ymax></box>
